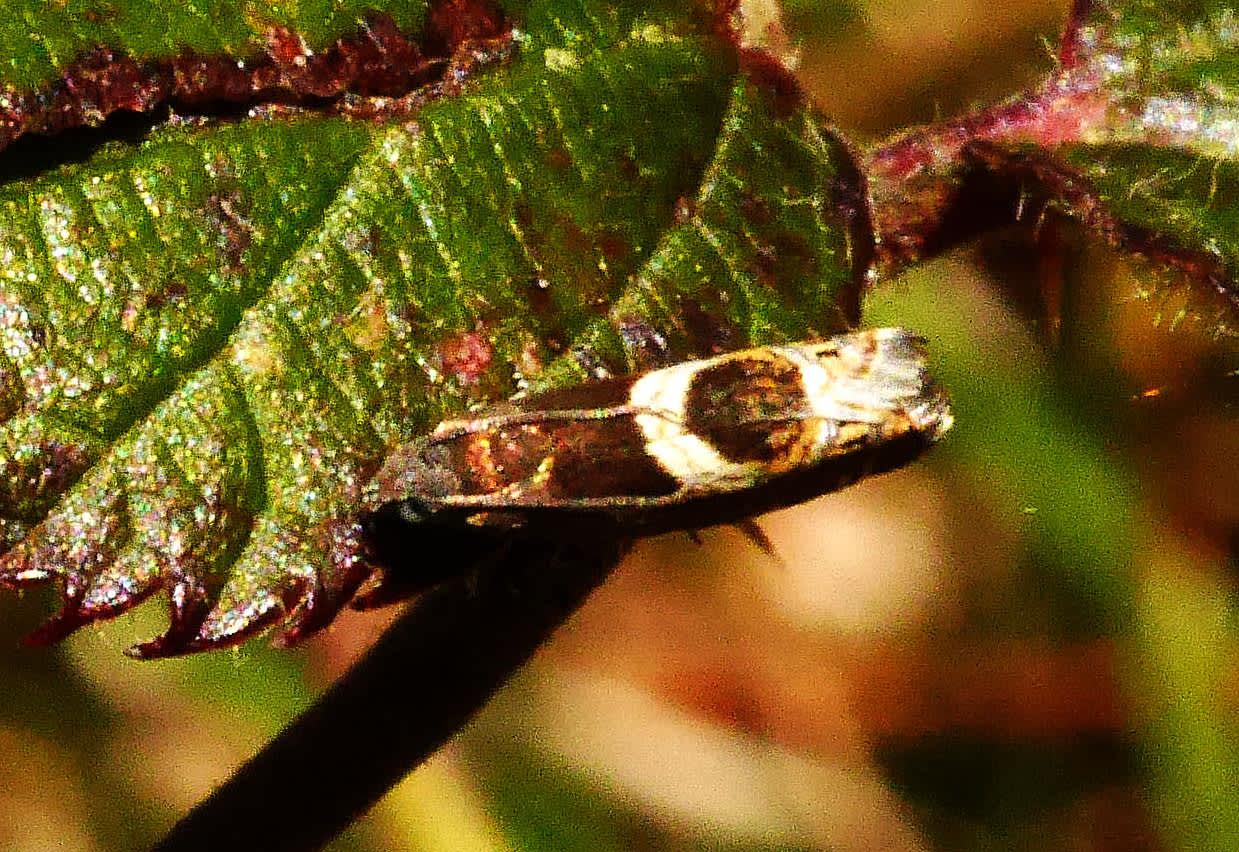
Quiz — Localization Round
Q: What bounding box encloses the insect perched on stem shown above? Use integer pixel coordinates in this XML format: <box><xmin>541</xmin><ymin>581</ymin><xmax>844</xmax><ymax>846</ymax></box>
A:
<box><xmin>356</xmin><ymin>328</ymin><xmax>952</xmax><ymax>599</ymax></box>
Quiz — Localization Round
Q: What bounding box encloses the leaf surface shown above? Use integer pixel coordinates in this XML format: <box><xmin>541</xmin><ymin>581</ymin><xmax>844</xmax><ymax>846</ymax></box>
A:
<box><xmin>1059</xmin><ymin>0</ymin><xmax>1239</xmax><ymax>329</ymax></box>
<box><xmin>0</xmin><ymin>0</ymin><xmax>429</xmax><ymax>90</ymax></box>
<box><xmin>0</xmin><ymin>1</ymin><xmax>866</xmax><ymax>655</ymax></box>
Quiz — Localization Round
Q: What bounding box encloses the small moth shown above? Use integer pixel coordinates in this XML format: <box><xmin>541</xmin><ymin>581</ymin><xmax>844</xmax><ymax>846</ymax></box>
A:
<box><xmin>357</xmin><ymin>328</ymin><xmax>953</xmax><ymax>597</ymax></box>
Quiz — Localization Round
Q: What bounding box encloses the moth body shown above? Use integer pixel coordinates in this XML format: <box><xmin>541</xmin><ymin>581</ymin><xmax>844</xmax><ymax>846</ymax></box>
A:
<box><xmin>360</xmin><ymin>328</ymin><xmax>953</xmax><ymax>585</ymax></box>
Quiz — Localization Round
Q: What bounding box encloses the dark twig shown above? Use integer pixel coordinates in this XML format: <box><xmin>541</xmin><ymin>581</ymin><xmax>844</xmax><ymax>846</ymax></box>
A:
<box><xmin>151</xmin><ymin>530</ymin><xmax>624</xmax><ymax>852</ymax></box>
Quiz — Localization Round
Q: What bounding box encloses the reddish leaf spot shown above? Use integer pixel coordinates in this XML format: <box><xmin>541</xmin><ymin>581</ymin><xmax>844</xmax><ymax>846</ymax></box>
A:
<box><xmin>263</xmin><ymin>25</ymin><xmax>311</xmax><ymax>70</ymax></box>
<box><xmin>672</xmin><ymin>195</ymin><xmax>699</xmax><ymax>226</ymax></box>
<box><xmin>202</xmin><ymin>190</ymin><xmax>255</xmax><ymax>274</ymax></box>
<box><xmin>523</xmin><ymin>277</ymin><xmax>570</xmax><ymax>354</ymax></box>
<box><xmin>681</xmin><ymin>298</ymin><xmax>741</xmax><ymax>356</ymax></box>
<box><xmin>737</xmin><ymin>189</ymin><xmax>771</xmax><ymax>226</ymax></box>
<box><xmin>546</xmin><ymin>146</ymin><xmax>573</xmax><ymax>171</ymax></box>
<box><xmin>596</xmin><ymin>230</ymin><xmax>630</xmax><ymax>263</ymax></box>
<box><xmin>751</xmin><ymin>231</ymin><xmax>819</xmax><ymax>302</ymax></box>
<box><xmin>525</xmin><ymin>275</ymin><xmax>554</xmax><ymax>318</ymax></box>
<box><xmin>702</xmin><ymin>0</ymin><xmax>743</xmax><ymax>43</ymax></box>
<box><xmin>556</xmin><ymin>215</ymin><xmax>592</xmax><ymax>255</ymax></box>
<box><xmin>438</xmin><ymin>331</ymin><xmax>493</xmax><ymax>386</ymax></box>
<box><xmin>428</xmin><ymin>0</ymin><xmax>510</xmax><ymax>50</ymax></box>
<box><xmin>143</xmin><ymin>281</ymin><xmax>190</xmax><ymax>310</ymax></box>
<box><xmin>616</xmin><ymin>151</ymin><xmax>640</xmax><ymax>181</ymax></box>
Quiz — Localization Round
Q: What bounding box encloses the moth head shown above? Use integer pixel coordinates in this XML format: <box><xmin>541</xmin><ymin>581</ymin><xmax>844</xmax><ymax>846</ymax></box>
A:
<box><xmin>778</xmin><ymin>328</ymin><xmax>952</xmax><ymax>441</ymax></box>
<box><xmin>361</xmin><ymin>439</ymin><xmax>464</xmax><ymax>513</ymax></box>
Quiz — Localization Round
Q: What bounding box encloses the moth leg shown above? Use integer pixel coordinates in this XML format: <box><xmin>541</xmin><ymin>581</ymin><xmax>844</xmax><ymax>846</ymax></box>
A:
<box><xmin>732</xmin><ymin>519</ymin><xmax>787</xmax><ymax>570</ymax></box>
<box><xmin>683</xmin><ymin>519</ymin><xmax>782</xmax><ymax>563</ymax></box>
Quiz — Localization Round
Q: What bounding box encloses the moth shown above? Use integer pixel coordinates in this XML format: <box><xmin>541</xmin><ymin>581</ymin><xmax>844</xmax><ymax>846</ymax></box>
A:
<box><xmin>355</xmin><ymin>328</ymin><xmax>953</xmax><ymax>601</ymax></box>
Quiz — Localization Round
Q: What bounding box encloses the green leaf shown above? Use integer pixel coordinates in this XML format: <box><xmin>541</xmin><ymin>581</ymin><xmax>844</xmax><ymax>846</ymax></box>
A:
<box><xmin>1059</xmin><ymin>143</ymin><xmax>1239</xmax><ymax>329</ymax></box>
<box><xmin>1052</xmin><ymin>0</ymin><xmax>1239</xmax><ymax>329</ymax></box>
<box><xmin>1027</xmin><ymin>1</ymin><xmax>1239</xmax><ymax>333</ymax></box>
<box><xmin>0</xmin><ymin>0</ymin><xmax>430</xmax><ymax>90</ymax></box>
<box><xmin>0</xmin><ymin>7</ymin><xmax>865</xmax><ymax>654</ymax></box>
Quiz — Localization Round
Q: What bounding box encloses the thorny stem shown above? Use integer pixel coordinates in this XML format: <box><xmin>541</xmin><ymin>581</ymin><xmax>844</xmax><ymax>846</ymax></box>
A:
<box><xmin>863</xmin><ymin>71</ymin><xmax>1110</xmax><ymax>278</ymax></box>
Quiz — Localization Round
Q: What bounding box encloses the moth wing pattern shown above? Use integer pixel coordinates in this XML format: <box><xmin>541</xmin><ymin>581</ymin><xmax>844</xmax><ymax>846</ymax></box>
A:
<box><xmin>359</xmin><ymin>328</ymin><xmax>952</xmax><ymax>567</ymax></box>
<box><xmin>351</xmin><ymin>328</ymin><xmax>954</xmax><ymax>607</ymax></box>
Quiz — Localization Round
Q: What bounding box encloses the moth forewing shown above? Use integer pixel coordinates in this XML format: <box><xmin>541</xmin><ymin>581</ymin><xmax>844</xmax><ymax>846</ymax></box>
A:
<box><xmin>364</xmin><ymin>328</ymin><xmax>952</xmax><ymax>534</ymax></box>
<box><xmin>358</xmin><ymin>328</ymin><xmax>952</xmax><ymax>600</ymax></box>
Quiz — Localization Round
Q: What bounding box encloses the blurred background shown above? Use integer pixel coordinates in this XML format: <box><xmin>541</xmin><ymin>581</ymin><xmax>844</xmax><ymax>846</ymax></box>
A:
<box><xmin>4</xmin><ymin>0</ymin><xmax>1238</xmax><ymax>850</ymax></box>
